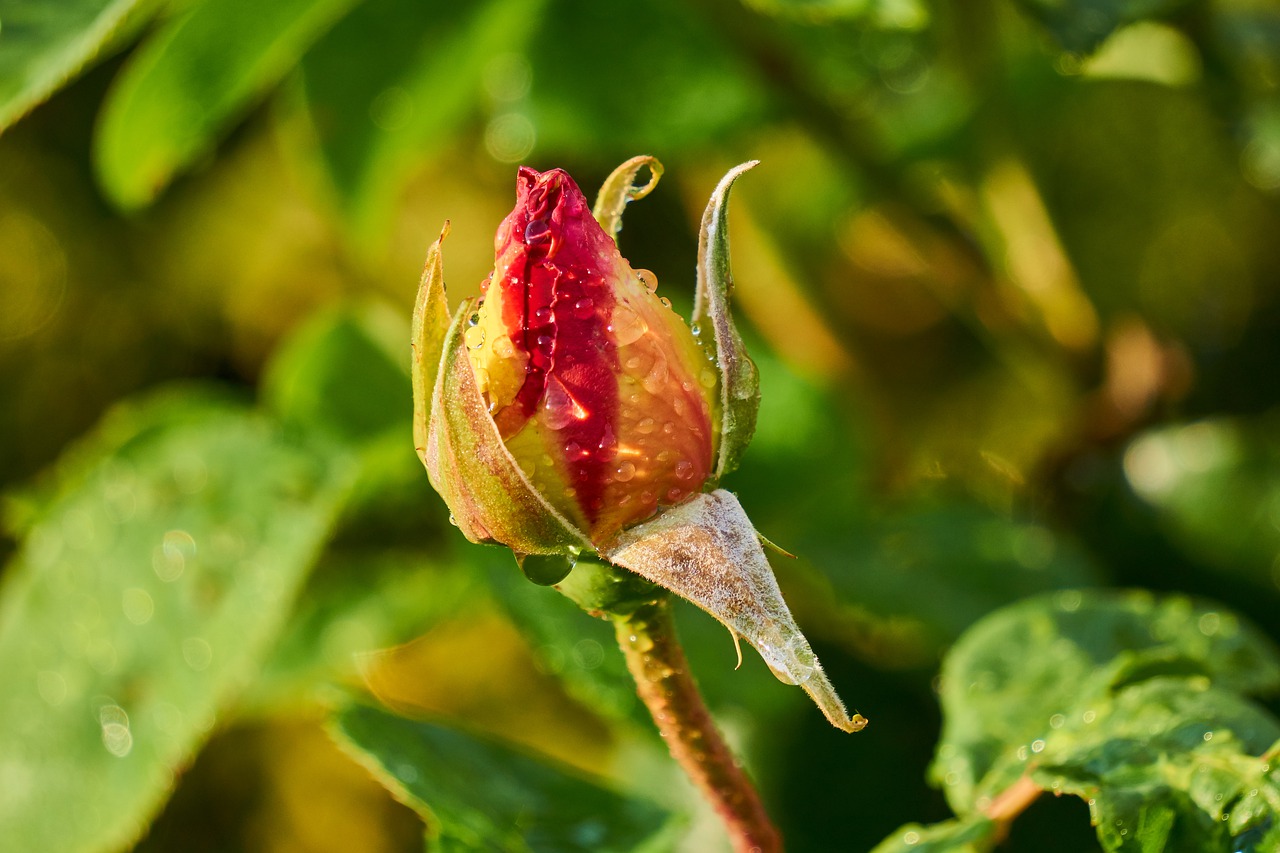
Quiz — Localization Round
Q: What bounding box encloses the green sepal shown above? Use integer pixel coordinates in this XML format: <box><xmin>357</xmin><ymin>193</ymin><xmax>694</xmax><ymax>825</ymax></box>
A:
<box><xmin>411</xmin><ymin>223</ymin><xmax>450</xmax><ymax>468</ymax></box>
<box><xmin>425</xmin><ymin>297</ymin><xmax>590</xmax><ymax>555</ymax></box>
<box><xmin>601</xmin><ymin>489</ymin><xmax>865</xmax><ymax>732</ymax></box>
<box><xmin>694</xmin><ymin>162</ymin><xmax>762</xmax><ymax>483</ymax></box>
<box><xmin>591</xmin><ymin>155</ymin><xmax>664</xmax><ymax>243</ymax></box>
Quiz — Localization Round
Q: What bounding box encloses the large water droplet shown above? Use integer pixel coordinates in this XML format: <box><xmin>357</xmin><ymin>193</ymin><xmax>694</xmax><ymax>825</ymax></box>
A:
<box><xmin>615</xmin><ymin>461</ymin><xmax>636</xmax><ymax>482</ymax></box>
<box><xmin>609</xmin><ymin>304</ymin><xmax>648</xmax><ymax>345</ymax></box>
<box><xmin>642</xmin><ymin>353</ymin><xmax>669</xmax><ymax>394</ymax></box>
<box><xmin>464</xmin><ymin>325</ymin><xmax>485</xmax><ymax>349</ymax></box>
<box><xmin>637</xmin><ymin>269</ymin><xmax>659</xmax><ymax>294</ymax></box>
<box><xmin>542</xmin><ymin>376</ymin><xmax>588</xmax><ymax>430</ymax></box>
<box><xmin>524</xmin><ymin>219</ymin><xmax>550</xmax><ymax>242</ymax></box>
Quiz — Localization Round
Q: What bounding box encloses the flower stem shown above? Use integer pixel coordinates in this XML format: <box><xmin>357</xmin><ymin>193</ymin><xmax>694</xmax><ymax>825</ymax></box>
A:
<box><xmin>613</xmin><ymin>598</ymin><xmax>782</xmax><ymax>853</ymax></box>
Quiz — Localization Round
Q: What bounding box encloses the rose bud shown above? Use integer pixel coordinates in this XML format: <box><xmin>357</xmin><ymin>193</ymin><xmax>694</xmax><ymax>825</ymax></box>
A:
<box><xmin>412</xmin><ymin>158</ymin><xmax>865</xmax><ymax>732</ymax></box>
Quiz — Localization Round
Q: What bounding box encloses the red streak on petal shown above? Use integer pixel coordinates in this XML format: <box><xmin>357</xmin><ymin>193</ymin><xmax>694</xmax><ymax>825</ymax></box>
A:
<box><xmin>489</xmin><ymin>168</ymin><xmax>623</xmax><ymax>529</ymax></box>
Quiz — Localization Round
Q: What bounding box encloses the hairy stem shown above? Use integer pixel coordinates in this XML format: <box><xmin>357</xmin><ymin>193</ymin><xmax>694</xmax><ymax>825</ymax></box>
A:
<box><xmin>614</xmin><ymin>598</ymin><xmax>782</xmax><ymax>853</ymax></box>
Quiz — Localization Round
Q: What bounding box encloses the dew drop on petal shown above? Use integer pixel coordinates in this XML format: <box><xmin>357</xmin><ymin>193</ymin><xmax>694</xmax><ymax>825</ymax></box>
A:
<box><xmin>493</xmin><ymin>335</ymin><xmax>515</xmax><ymax>358</ymax></box>
<box><xmin>615</xmin><ymin>461</ymin><xmax>636</xmax><ymax>482</ymax></box>
<box><xmin>674</xmin><ymin>460</ymin><xmax>695</xmax><ymax>481</ymax></box>
<box><xmin>572</xmin><ymin>298</ymin><xmax>594</xmax><ymax>319</ymax></box>
<box><xmin>524</xmin><ymin>219</ymin><xmax>550</xmax><ymax>242</ymax></box>
<box><xmin>609</xmin><ymin>304</ymin><xmax>648</xmax><ymax>345</ymax></box>
<box><xmin>637</xmin><ymin>417</ymin><xmax>656</xmax><ymax>434</ymax></box>
<box><xmin>464</xmin><ymin>326</ymin><xmax>485</xmax><ymax>349</ymax></box>
<box><xmin>637</xmin><ymin>269</ymin><xmax>659</xmax><ymax>294</ymax></box>
<box><xmin>531</xmin><ymin>307</ymin><xmax>553</xmax><ymax>327</ymax></box>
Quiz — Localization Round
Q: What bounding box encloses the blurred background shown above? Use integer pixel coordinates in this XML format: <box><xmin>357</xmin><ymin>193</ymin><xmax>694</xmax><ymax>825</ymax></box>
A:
<box><xmin>2</xmin><ymin>0</ymin><xmax>1280</xmax><ymax>850</ymax></box>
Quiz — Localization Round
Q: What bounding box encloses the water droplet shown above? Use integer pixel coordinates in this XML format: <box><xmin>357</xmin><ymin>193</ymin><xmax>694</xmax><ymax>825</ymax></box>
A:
<box><xmin>1031</xmin><ymin>739</ymin><xmax>1045</xmax><ymax>753</ymax></box>
<box><xmin>493</xmin><ymin>335</ymin><xmax>515</xmax><ymax>358</ymax></box>
<box><xmin>609</xmin><ymin>304</ymin><xmax>648</xmax><ymax>345</ymax></box>
<box><xmin>637</xmin><ymin>417</ymin><xmax>655</xmax><ymax>434</ymax></box>
<box><xmin>100</xmin><ymin>704</ymin><xmax>133</xmax><ymax>757</ymax></box>
<box><xmin>1204</xmin><ymin>731</ymin><xmax>1214</xmax><ymax>742</ymax></box>
<box><xmin>643</xmin><ymin>354</ymin><xmax>669</xmax><ymax>393</ymax></box>
<box><xmin>531</xmin><ymin>307</ymin><xmax>553</xmax><ymax>327</ymax></box>
<box><xmin>615</xmin><ymin>461</ymin><xmax>636</xmax><ymax>482</ymax></box>
<box><xmin>182</xmin><ymin>637</ymin><xmax>213</xmax><ymax>671</ymax></box>
<box><xmin>636</xmin><ymin>269</ymin><xmax>659</xmax><ymax>294</ymax></box>
<box><xmin>468</xmin><ymin>312</ymin><xmax>481</xmax><ymax>326</ymax></box>
<box><xmin>448</xmin><ymin>514</ymin><xmax>458</xmax><ymax>527</ymax></box>
<box><xmin>690</xmin><ymin>322</ymin><xmax>701</xmax><ymax>336</ymax></box>
<box><xmin>675</xmin><ymin>460</ymin><xmax>695</xmax><ymax>481</ymax></box>
<box><xmin>640</xmin><ymin>490</ymin><xmax>656</xmax><ymax>504</ymax></box>
<box><xmin>524</xmin><ymin>219</ymin><xmax>550</xmax><ymax>242</ymax></box>
<box><xmin>665</xmin><ymin>487</ymin><xmax>685</xmax><ymax>502</ymax></box>
<box><xmin>122</xmin><ymin>588</ymin><xmax>154</xmax><ymax>626</ymax></box>
<box><xmin>572</xmin><ymin>298</ymin><xmax>594</xmax><ymax>319</ymax></box>
<box><xmin>464</xmin><ymin>325</ymin><xmax>485</xmax><ymax>349</ymax></box>
<box><xmin>625</xmin><ymin>355</ymin><xmax>643</xmax><ymax>370</ymax></box>
<box><xmin>1049</xmin><ymin>713</ymin><xmax>1065</xmax><ymax>729</ymax></box>
<box><xmin>662</xmin><ymin>421</ymin><xmax>675</xmax><ymax>435</ymax></box>
<box><xmin>1082</xmin><ymin>709</ymin><xmax>1097</xmax><ymax>723</ymax></box>
<box><xmin>699</xmin><ymin>368</ymin><xmax>717</xmax><ymax>388</ymax></box>
<box><xmin>542</xmin><ymin>376</ymin><xmax>589</xmax><ymax>430</ymax></box>
<box><xmin>659</xmin><ymin>296</ymin><xmax>672</xmax><ymax>309</ymax></box>
<box><xmin>673</xmin><ymin>396</ymin><xmax>685</xmax><ymax>416</ymax></box>
<box><xmin>903</xmin><ymin>830</ymin><xmax>921</xmax><ymax>845</ymax></box>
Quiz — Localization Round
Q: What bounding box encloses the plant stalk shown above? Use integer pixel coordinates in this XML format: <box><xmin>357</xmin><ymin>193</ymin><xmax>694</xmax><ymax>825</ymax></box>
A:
<box><xmin>613</xmin><ymin>598</ymin><xmax>782</xmax><ymax>853</ymax></box>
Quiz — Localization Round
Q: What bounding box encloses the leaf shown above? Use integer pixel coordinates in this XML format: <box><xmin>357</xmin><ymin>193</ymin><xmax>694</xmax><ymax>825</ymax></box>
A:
<box><xmin>412</xmin><ymin>225</ymin><xmax>450</xmax><ymax>469</ymax></box>
<box><xmin>93</xmin><ymin>0</ymin><xmax>361</xmax><ymax>209</ymax></box>
<box><xmin>0</xmin><ymin>390</ymin><xmax>353</xmax><ymax>853</ymax></box>
<box><xmin>930</xmin><ymin>590</ymin><xmax>1280</xmax><ymax>814</ymax></box>
<box><xmin>301</xmin><ymin>0</ymin><xmax>544</xmax><ymax>244</ymax></box>
<box><xmin>741</xmin><ymin>0</ymin><xmax>929</xmax><ymax>26</ymax></box>
<box><xmin>333</xmin><ymin>704</ymin><xmax>679</xmax><ymax>852</ymax></box>
<box><xmin>1010</xmin><ymin>0</ymin><xmax>1194</xmax><ymax>54</ymax></box>
<box><xmin>0</xmin><ymin>0</ymin><xmax>157</xmax><ymax>133</ymax></box>
<box><xmin>1123</xmin><ymin>416</ymin><xmax>1280</xmax><ymax>598</ymax></box>
<box><xmin>1029</xmin><ymin>677</ymin><xmax>1280</xmax><ymax>852</ymax></box>
<box><xmin>526</xmin><ymin>0</ymin><xmax>770</xmax><ymax>155</ymax></box>
<box><xmin>263</xmin><ymin>300</ymin><xmax>411</xmax><ymax>445</ymax></box>
<box><xmin>249</xmin><ymin>548</ymin><xmax>479</xmax><ymax>711</ymax></box>
<box><xmin>602</xmin><ymin>488</ymin><xmax>865</xmax><ymax>732</ymax></box>
<box><xmin>694</xmin><ymin>161</ymin><xmax>761</xmax><ymax>483</ymax></box>
<box><xmin>870</xmin><ymin>815</ymin><xmax>999</xmax><ymax>853</ymax></box>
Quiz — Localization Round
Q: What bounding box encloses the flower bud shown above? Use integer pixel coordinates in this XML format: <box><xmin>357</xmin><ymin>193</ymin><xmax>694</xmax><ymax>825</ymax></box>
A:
<box><xmin>411</xmin><ymin>159</ymin><xmax>863</xmax><ymax>731</ymax></box>
<box><xmin>466</xmin><ymin>166</ymin><xmax>716</xmax><ymax>544</ymax></box>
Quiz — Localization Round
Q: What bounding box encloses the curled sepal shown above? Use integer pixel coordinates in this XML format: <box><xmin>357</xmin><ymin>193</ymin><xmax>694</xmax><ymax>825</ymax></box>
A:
<box><xmin>601</xmin><ymin>489</ymin><xmax>866</xmax><ymax>733</ymax></box>
<box><xmin>592</xmin><ymin>155</ymin><xmax>664</xmax><ymax>243</ymax></box>
<box><xmin>694</xmin><ymin>162</ymin><xmax>761</xmax><ymax>483</ymax></box>
<box><xmin>425</xmin><ymin>296</ymin><xmax>591</xmax><ymax>555</ymax></box>
<box><xmin>412</xmin><ymin>223</ymin><xmax>451</xmax><ymax>468</ymax></box>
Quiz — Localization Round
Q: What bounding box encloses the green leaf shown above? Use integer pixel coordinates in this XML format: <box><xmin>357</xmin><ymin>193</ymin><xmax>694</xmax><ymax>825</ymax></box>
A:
<box><xmin>0</xmin><ymin>0</ymin><xmax>157</xmax><ymax>133</ymax></box>
<box><xmin>1124</xmin><ymin>416</ymin><xmax>1280</xmax><ymax>599</ymax></box>
<box><xmin>1031</xmin><ymin>677</ymin><xmax>1280</xmax><ymax>852</ymax></box>
<box><xmin>870</xmin><ymin>815</ymin><xmax>999</xmax><ymax>853</ymax></box>
<box><xmin>1010</xmin><ymin>0</ymin><xmax>1193</xmax><ymax>54</ymax></box>
<box><xmin>0</xmin><ymin>390</ymin><xmax>353</xmax><ymax>853</ymax></box>
<box><xmin>333</xmin><ymin>704</ymin><xmax>679</xmax><ymax>852</ymax></box>
<box><xmin>741</xmin><ymin>0</ymin><xmax>929</xmax><ymax>27</ymax></box>
<box><xmin>263</xmin><ymin>300</ymin><xmax>411</xmax><ymax>445</ymax></box>
<box><xmin>694</xmin><ymin>162</ymin><xmax>761</xmax><ymax>484</ymax></box>
<box><xmin>930</xmin><ymin>591</ymin><xmax>1280</xmax><ymax>814</ymax></box>
<box><xmin>93</xmin><ymin>0</ymin><xmax>360</xmax><ymax>209</ymax></box>
<box><xmin>526</xmin><ymin>0</ymin><xmax>769</xmax><ymax>155</ymax></box>
<box><xmin>249</xmin><ymin>548</ymin><xmax>479</xmax><ymax>711</ymax></box>
<box><xmin>301</xmin><ymin>0</ymin><xmax>544</xmax><ymax>244</ymax></box>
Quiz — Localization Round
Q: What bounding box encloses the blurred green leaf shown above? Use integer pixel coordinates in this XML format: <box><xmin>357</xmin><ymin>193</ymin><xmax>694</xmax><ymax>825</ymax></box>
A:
<box><xmin>527</xmin><ymin>0</ymin><xmax>769</xmax><ymax>155</ymax></box>
<box><xmin>333</xmin><ymin>704</ymin><xmax>680</xmax><ymax>852</ymax></box>
<box><xmin>808</xmin><ymin>504</ymin><xmax>1104</xmax><ymax>654</ymax></box>
<box><xmin>480</xmin><ymin>551</ymin><xmax>641</xmax><ymax>723</ymax></box>
<box><xmin>930</xmin><ymin>590</ymin><xmax>1280</xmax><ymax>814</ymax></box>
<box><xmin>1123</xmin><ymin>415</ymin><xmax>1280</xmax><ymax>598</ymax></box>
<box><xmin>262</xmin><ymin>301</ymin><xmax>411</xmax><ymax>445</ymax></box>
<box><xmin>870</xmin><ymin>814</ymin><xmax>998</xmax><ymax>853</ymax></box>
<box><xmin>93</xmin><ymin>0</ymin><xmax>360</xmax><ymax>209</ymax></box>
<box><xmin>1030</xmin><ymin>677</ymin><xmax>1280</xmax><ymax>851</ymax></box>
<box><xmin>250</xmin><ymin>548</ymin><xmax>478</xmax><ymax>711</ymax></box>
<box><xmin>0</xmin><ymin>0</ymin><xmax>156</xmax><ymax>132</ymax></box>
<box><xmin>741</xmin><ymin>0</ymin><xmax>928</xmax><ymax>26</ymax></box>
<box><xmin>0</xmin><ymin>390</ymin><xmax>354</xmax><ymax>853</ymax></box>
<box><xmin>1011</xmin><ymin>0</ymin><xmax>1193</xmax><ymax>54</ymax></box>
<box><xmin>302</xmin><ymin>0</ymin><xmax>543</xmax><ymax>243</ymax></box>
